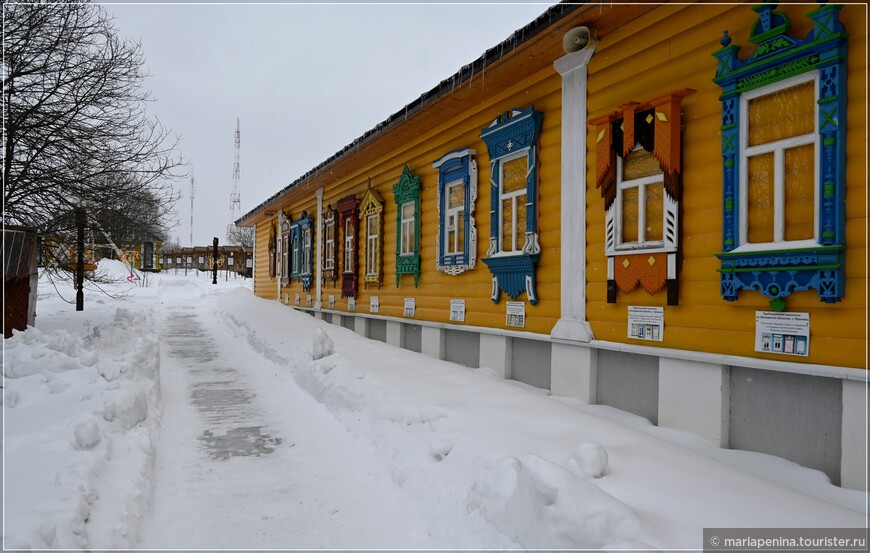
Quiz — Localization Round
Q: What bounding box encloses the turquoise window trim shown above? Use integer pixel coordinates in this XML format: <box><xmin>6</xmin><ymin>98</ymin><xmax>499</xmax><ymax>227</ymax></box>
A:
<box><xmin>479</xmin><ymin>106</ymin><xmax>543</xmax><ymax>305</ymax></box>
<box><xmin>712</xmin><ymin>2</ymin><xmax>847</xmax><ymax>306</ymax></box>
<box><xmin>393</xmin><ymin>165</ymin><xmax>421</xmax><ymax>288</ymax></box>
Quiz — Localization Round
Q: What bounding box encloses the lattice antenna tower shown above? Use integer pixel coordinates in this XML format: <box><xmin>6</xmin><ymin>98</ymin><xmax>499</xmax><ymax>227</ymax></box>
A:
<box><xmin>189</xmin><ymin>167</ymin><xmax>195</xmax><ymax>247</ymax></box>
<box><xmin>227</xmin><ymin>118</ymin><xmax>241</xmax><ymax>243</ymax></box>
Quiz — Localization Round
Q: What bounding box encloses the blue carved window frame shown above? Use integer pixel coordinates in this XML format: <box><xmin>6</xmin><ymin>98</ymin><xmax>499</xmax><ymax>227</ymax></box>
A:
<box><xmin>433</xmin><ymin>148</ymin><xmax>477</xmax><ymax>276</ymax></box>
<box><xmin>297</xmin><ymin>211</ymin><xmax>314</xmax><ymax>292</ymax></box>
<box><xmin>480</xmin><ymin>106</ymin><xmax>543</xmax><ymax>305</ymax></box>
<box><xmin>713</xmin><ymin>2</ymin><xmax>847</xmax><ymax>309</ymax></box>
<box><xmin>289</xmin><ymin>220</ymin><xmax>301</xmax><ymax>283</ymax></box>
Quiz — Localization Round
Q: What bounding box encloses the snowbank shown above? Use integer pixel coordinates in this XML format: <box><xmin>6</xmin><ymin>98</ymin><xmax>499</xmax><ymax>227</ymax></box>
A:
<box><xmin>215</xmin><ymin>289</ymin><xmax>867</xmax><ymax>549</ymax></box>
<box><xmin>3</xmin><ymin>280</ymin><xmax>161</xmax><ymax>549</ymax></box>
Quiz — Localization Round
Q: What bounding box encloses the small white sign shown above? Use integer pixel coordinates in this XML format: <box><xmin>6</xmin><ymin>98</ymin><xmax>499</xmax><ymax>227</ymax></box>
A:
<box><xmin>294</xmin><ymin>293</ymin><xmax>301</xmax><ymax>306</ymax></box>
<box><xmin>404</xmin><ymin>298</ymin><xmax>416</xmax><ymax>318</ymax></box>
<box><xmin>506</xmin><ymin>301</ymin><xmax>525</xmax><ymax>328</ymax></box>
<box><xmin>348</xmin><ymin>297</ymin><xmax>356</xmax><ymax>311</ymax></box>
<box><xmin>450</xmin><ymin>299</ymin><xmax>466</xmax><ymax>322</ymax></box>
<box><xmin>755</xmin><ymin>311</ymin><xmax>810</xmax><ymax>356</ymax></box>
<box><xmin>328</xmin><ymin>295</ymin><xmax>335</xmax><ymax>309</ymax></box>
<box><xmin>628</xmin><ymin>306</ymin><xmax>664</xmax><ymax>341</ymax></box>
<box><xmin>306</xmin><ymin>294</ymin><xmax>312</xmax><ymax>307</ymax></box>
<box><xmin>370</xmin><ymin>296</ymin><xmax>379</xmax><ymax>313</ymax></box>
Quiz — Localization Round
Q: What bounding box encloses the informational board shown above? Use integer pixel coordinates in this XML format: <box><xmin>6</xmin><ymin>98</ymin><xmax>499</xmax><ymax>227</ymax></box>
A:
<box><xmin>328</xmin><ymin>295</ymin><xmax>335</xmax><ymax>309</ymax></box>
<box><xmin>755</xmin><ymin>311</ymin><xmax>810</xmax><ymax>356</ymax></box>
<box><xmin>404</xmin><ymin>298</ymin><xmax>415</xmax><ymax>317</ymax></box>
<box><xmin>370</xmin><ymin>296</ymin><xmax>379</xmax><ymax>313</ymax></box>
<box><xmin>348</xmin><ymin>297</ymin><xmax>356</xmax><ymax>312</ymax></box>
<box><xmin>294</xmin><ymin>293</ymin><xmax>300</xmax><ymax>306</ymax></box>
<box><xmin>306</xmin><ymin>294</ymin><xmax>312</xmax><ymax>307</ymax></box>
<box><xmin>450</xmin><ymin>299</ymin><xmax>466</xmax><ymax>322</ymax></box>
<box><xmin>506</xmin><ymin>301</ymin><xmax>526</xmax><ymax>328</ymax></box>
<box><xmin>628</xmin><ymin>306</ymin><xmax>664</xmax><ymax>341</ymax></box>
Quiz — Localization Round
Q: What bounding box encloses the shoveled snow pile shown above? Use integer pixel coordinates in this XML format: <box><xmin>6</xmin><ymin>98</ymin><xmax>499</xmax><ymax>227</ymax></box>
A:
<box><xmin>215</xmin><ymin>288</ymin><xmax>867</xmax><ymax>549</ymax></box>
<box><xmin>3</xmin><ymin>277</ymin><xmax>161</xmax><ymax>549</ymax></box>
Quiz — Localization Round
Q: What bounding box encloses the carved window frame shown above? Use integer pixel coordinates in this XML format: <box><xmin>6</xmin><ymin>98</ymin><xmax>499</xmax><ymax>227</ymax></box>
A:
<box><xmin>279</xmin><ymin>211</ymin><xmax>293</xmax><ymax>286</ymax></box>
<box><xmin>393</xmin><ymin>165</ymin><xmax>421</xmax><ymax>287</ymax></box>
<box><xmin>359</xmin><ymin>187</ymin><xmax>384</xmax><ymax>289</ymax></box>
<box><xmin>297</xmin><ymin>210</ymin><xmax>315</xmax><ymax>292</ymax></box>
<box><xmin>479</xmin><ymin>106</ymin><xmax>543</xmax><ymax>305</ymax></box>
<box><xmin>433</xmin><ymin>148</ymin><xmax>477</xmax><ymax>275</ymax></box>
<box><xmin>336</xmin><ymin>194</ymin><xmax>361</xmax><ymax>299</ymax></box>
<box><xmin>322</xmin><ymin>204</ymin><xmax>339</xmax><ymax>286</ymax></box>
<box><xmin>713</xmin><ymin>2</ymin><xmax>847</xmax><ymax>309</ymax></box>
<box><xmin>268</xmin><ymin>222</ymin><xmax>277</xmax><ymax>277</ymax></box>
<box><xmin>590</xmin><ymin>90</ymin><xmax>693</xmax><ymax>305</ymax></box>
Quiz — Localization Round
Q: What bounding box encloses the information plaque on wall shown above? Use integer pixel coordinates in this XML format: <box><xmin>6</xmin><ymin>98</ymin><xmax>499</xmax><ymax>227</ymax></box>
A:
<box><xmin>755</xmin><ymin>311</ymin><xmax>810</xmax><ymax>356</ymax></box>
<box><xmin>295</xmin><ymin>293</ymin><xmax>301</xmax><ymax>306</ymax></box>
<box><xmin>450</xmin><ymin>299</ymin><xmax>466</xmax><ymax>322</ymax></box>
<box><xmin>404</xmin><ymin>298</ymin><xmax>416</xmax><ymax>318</ymax></box>
<box><xmin>370</xmin><ymin>296</ymin><xmax>379</xmax><ymax>313</ymax></box>
<box><xmin>328</xmin><ymin>295</ymin><xmax>335</xmax><ymax>309</ymax></box>
<box><xmin>348</xmin><ymin>297</ymin><xmax>356</xmax><ymax>311</ymax></box>
<box><xmin>506</xmin><ymin>301</ymin><xmax>526</xmax><ymax>328</ymax></box>
<box><xmin>627</xmin><ymin>306</ymin><xmax>664</xmax><ymax>341</ymax></box>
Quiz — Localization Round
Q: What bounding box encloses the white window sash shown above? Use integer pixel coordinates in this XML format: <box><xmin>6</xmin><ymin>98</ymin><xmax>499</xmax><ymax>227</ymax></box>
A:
<box><xmin>736</xmin><ymin>71</ymin><xmax>820</xmax><ymax>251</ymax></box>
<box><xmin>497</xmin><ymin>150</ymin><xmax>528</xmax><ymax>254</ymax></box>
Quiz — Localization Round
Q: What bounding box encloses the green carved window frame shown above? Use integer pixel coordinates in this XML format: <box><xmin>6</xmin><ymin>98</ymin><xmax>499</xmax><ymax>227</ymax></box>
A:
<box><xmin>393</xmin><ymin>165</ymin><xmax>421</xmax><ymax>287</ymax></box>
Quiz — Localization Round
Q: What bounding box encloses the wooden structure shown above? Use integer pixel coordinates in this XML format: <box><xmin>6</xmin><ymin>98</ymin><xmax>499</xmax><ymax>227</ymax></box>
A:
<box><xmin>238</xmin><ymin>1</ymin><xmax>867</xmax><ymax>489</ymax></box>
<box><xmin>3</xmin><ymin>226</ymin><xmax>39</xmax><ymax>337</ymax></box>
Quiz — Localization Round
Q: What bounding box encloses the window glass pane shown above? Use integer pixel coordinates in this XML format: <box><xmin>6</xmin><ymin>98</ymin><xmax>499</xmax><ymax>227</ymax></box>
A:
<box><xmin>623</xmin><ymin>148</ymin><xmax>661</xmax><ymax>180</ymax></box>
<box><xmin>747</xmin><ymin>152</ymin><xmax>775</xmax><ymax>243</ymax></box>
<box><xmin>457</xmin><ymin>215</ymin><xmax>465</xmax><ymax>254</ymax></box>
<box><xmin>748</xmin><ymin>80</ymin><xmax>815</xmax><ymax>146</ymax></box>
<box><xmin>784</xmin><ymin>143</ymin><xmax>815</xmax><ymax>241</ymax></box>
<box><xmin>645</xmin><ymin>182</ymin><xmax>664</xmax><ymax>242</ymax></box>
<box><xmin>448</xmin><ymin>183</ymin><xmax>464</xmax><ymax>210</ymax></box>
<box><xmin>447</xmin><ymin>228</ymin><xmax>456</xmax><ymax>254</ymax></box>
<box><xmin>402</xmin><ymin>202</ymin><xmax>414</xmax><ymax>220</ymax></box>
<box><xmin>502</xmin><ymin>198</ymin><xmax>514</xmax><ymax>250</ymax></box>
<box><xmin>502</xmin><ymin>157</ymin><xmax>527</xmax><ymax>194</ymax></box>
<box><xmin>622</xmin><ymin>187</ymin><xmax>639</xmax><ymax>243</ymax></box>
<box><xmin>516</xmin><ymin>194</ymin><xmax>527</xmax><ymax>245</ymax></box>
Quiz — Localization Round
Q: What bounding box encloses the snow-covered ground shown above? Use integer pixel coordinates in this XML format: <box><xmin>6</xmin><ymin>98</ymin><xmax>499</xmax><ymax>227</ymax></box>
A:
<box><xmin>3</xmin><ymin>260</ymin><xmax>867</xmax><ymax>549</ymax></box>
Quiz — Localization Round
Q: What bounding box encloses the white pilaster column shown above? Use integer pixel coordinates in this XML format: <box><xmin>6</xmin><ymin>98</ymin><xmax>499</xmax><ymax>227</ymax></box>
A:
<box><xmin>315</xmin><ymin>188</ymin><xmax>324</xmax><ymax>310</ymax></box>
<box><xmin>353</xmin><ymin>316</ymin><xmax>368</xmax><ymax>338</ymax></box>
<box><xmin>551</xmin><ymin>342</ymin><xmax>597</xmax><ymax>403</ymax></box>
<box><xmin>386</xmin><ymin>320</ymin><xmax>404</xmax><ymax>348</ymax></box>
<box><xmin>479</xmin><ymin>334</ymin><xmax>511</xmax><ymax>379</ymax></box>
<box><xmin>841</xmin><ymin>378</ymin><xmax>868</xmax><ymax>491</ymax></box>
<box><xmin>551</xmin><ymin>42</ymin><xmax>596</xmax><ymax>343</ymax></box>
<box><xmin>421</xmin><ymin>326</ymin><xmax>446</xmax><ymax>360</ymax></box>
<box><xmin>658</xmin><ymin>358</ymin><xmax>730</xmax><ymax>447</ymax></box>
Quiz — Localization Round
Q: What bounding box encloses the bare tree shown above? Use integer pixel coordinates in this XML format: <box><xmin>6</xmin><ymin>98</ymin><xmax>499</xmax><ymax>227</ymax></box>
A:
<box><xmin>226</xmin><ymin>224</ymin><xmax>254</xmax><ymax>248</ymax></box>
<box><xmin>2</xmin><ymin>2</ymin><xmax>184</xmax><ymax>235</ymax></box>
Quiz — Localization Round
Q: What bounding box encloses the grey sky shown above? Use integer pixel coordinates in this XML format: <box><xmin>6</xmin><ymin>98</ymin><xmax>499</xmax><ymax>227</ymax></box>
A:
<box><xmin>106</xmin><ymin>2</ymin><xmax>555</xmax><ymax>247</ymax></box>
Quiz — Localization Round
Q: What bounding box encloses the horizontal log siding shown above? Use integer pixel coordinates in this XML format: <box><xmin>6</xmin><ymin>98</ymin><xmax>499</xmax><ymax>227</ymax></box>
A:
<box><xmin>585</xmin><ymin>3</ymin><xmax>867</xmax><ymax>368</ymax></box>
<box><xmin>253</xmin><ymin>219</ymin><xmax>277</xmax><ymax>300</ymax></box>
<box><xmin>263</xmin><ymin>62</ymin><xmax>565</xmax><ymax>334</ymax></box>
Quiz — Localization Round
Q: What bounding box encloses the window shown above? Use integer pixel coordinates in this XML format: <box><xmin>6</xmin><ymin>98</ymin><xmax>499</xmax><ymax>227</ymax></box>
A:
<box><xmin>479</xmin><ymin>107</ymin><xmax>543</xmax><ymax>304</ymax></box>
<box><xmin>366</xmin><ymin>214</ymin><xmax>378</xmax><ymax>276</ymax></box>
<box><xmin>359</xmin><ymin>188</ymin><xmax>384</xmax><ymax>288</ymax></box>
<box><xmin>393</xmin><ymin>165</ymin><xmax>421</xmax><ymax>287</ymax></box>
<box><xmin>344</xmin><ymin>218</ymin><xmax>354</xmax><ymax>271</ymax></box>
<box><xmin>741</xmin><ymin>75</ymin><xmax>817</xmax><ymax>247</ymax></box>
<box><xmin>297</xmin><ymin>211</ymin><xmax>314</xmax><ymax>291</ymax></box>
<box><xmin>713</xmin><ymin>2</ymin><xmax>846</xmax><ymax>307</ymax></box>
<box><xmin>591</xmin><ymin>91</ymin><xmax>692</xmax><ymax>305</ymax></box>
<box><xmin>498</xmin><ymin>153</ymin><xmax>527</xmax><ymax>253</ymax></box>
<box><xmin>323</xmin><ymin>203</ymin><xmax>339</xmax><ymax>286</ymax></box>
<box><xmin>433</xmin><ymin>149</ymin><xmax>477</xmax><ymax>275</ymax></box>
<box><xmin>336</xmin><ymin>194</ymin><xmax>361</xmax><ymax>299</ymax></box>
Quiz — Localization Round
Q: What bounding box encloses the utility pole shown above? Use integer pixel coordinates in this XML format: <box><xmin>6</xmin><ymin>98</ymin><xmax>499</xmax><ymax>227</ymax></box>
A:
<box><xmin>75</xmin><ymin>208</ymin><xmax>85</xmax><ymax>311</ymax></box>
<box><xmin>227</xmin><ymin>118</ymin><xmax>241</xmax><ymax>243</ymax></box>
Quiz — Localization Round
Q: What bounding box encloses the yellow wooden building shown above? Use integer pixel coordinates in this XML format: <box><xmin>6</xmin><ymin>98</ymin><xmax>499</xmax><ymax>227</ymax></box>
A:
<box><xmin>239</xmin><ymin>1</ymin><xmax>867</xmax><ymax>490</ymax></box>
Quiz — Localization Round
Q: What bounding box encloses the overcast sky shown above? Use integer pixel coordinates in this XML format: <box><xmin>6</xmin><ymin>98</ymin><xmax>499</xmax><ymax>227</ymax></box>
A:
<box><xmin>105</xmin><ymin>2</ymin><xmax>555</xmax><ymax>247</ymax></box>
